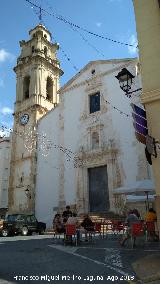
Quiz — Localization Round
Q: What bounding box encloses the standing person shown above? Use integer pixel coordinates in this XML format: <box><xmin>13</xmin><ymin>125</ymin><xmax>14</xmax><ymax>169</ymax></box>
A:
<box><xmin>62</xmin><ymin>206</ymin><xmax>73</xmax><ymax>223</ymax></box>
<box><xmin>119</xmin><ymin>210</ymin><xmax>140</xmax><ymax>247</ymax></box>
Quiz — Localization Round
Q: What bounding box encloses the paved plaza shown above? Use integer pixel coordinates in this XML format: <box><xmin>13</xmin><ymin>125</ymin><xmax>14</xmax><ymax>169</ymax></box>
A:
<box><xmin>0</xmin><ymin>234</ymin><xmax>160</xmax><ymax>284</ymax></box>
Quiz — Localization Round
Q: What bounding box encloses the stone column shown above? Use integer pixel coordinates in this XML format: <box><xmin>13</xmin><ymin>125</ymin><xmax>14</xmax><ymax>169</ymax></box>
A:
<box><xmin>53</xmin><ymin>78</ymin><xmax>57</xmax><ymax>104</ymax></box>
<box><xmin>76</xmin><ymin>167</ymin><xmax>85</xmax><ymax>214</ymax></box>
<box><xmin>58</xmin><ymin>100</ymin><xmax>65</xmax><ymax>211</ymax></box>
<box><xmin>16</xmin><ymin>76</ymin><xmax>22</xmax><ymax>101</ymax></box>
<box><xmin>30</xmin><ymin>68</ymin><xmax>37</xmax><ymax>95</ymax></box>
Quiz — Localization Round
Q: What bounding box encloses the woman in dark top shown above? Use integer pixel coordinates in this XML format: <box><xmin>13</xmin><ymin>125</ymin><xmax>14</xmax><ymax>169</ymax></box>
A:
<box><xmin>81</xmin><ymin>214</ymin><xmax>94</xmax><ymax>232</ymax></box>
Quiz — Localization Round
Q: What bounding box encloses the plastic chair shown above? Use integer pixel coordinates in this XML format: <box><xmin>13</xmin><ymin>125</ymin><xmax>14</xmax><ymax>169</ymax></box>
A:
<box><xmin>131</xmin><ymin>223</ymin><xmax>144</xmax><ymax>248</ymax></box>
<box><xmin>64</xmin><ymin>224</ymin><xmax>77</xmax><ymax>246</ymax></box>
<box><xmin>146</xmin><ymin>222</ymin><xmax>158</xmax><ymax>241</ymax></box>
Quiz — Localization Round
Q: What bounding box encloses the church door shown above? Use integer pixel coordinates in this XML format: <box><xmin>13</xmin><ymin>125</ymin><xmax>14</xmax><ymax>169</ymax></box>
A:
<box><xmin>88</xmin><ymin>166</ymin><xmax>109</xmax><ymax>212</ymax></box>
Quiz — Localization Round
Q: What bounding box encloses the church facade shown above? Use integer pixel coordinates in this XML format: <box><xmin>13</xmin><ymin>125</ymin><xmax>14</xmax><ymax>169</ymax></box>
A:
<box><xmin>4</xmin><ymin>24</ymin><xmax>151</xmax><ymax>228</ymax></box>
<box><xmin>35</xmin><ymin>57</ymin><xmax>150</xmax><ymax>228</ymax></box>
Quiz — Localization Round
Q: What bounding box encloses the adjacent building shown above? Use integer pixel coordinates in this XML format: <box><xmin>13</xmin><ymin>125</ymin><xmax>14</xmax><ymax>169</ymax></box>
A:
<box><xmin>133</xmin><ymin>0</ymin><xmax>160</xmax><ymax>235</ymax></box>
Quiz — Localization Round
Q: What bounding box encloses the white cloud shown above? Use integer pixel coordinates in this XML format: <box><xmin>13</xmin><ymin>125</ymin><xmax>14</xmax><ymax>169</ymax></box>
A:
<box><xmin>128</xmin><ymin>34</ymin><xmax>138</xmax><ymax>55</ymax></box>
<box><xmin>0</xmin><ymin>107</ymin><xmax>13</xmax><ymax>115</ymax></box>
<box><xmin>96</xmin><ymin>22</ymin><xmax>102</xmax><ymax>28</ymax></box>
<box><xmin>0</xmin><ymin>49</ymin><xmax>15</xmax><ymax>63</ymax></box>
<box><xmin>0</xmin><ymin>128</ymin><xmax>11</xmax><ymax>138</ymax></box>
<box><xmin>0</xmin><ymin>120</ymin><xmax>13</xmax><ymax>137</ymax></box>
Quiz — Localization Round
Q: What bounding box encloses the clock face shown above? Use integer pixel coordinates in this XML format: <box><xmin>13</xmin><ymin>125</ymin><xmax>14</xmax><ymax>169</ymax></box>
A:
<box><xmin>20</xmin><ymin>113</ymin><xmax>29</xmax><ymax>125</ymax></box>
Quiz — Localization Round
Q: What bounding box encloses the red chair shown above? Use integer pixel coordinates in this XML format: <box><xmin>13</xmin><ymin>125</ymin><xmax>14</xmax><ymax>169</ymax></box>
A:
<box><xmin>146</xmin><ymin>222</ymin><xmax>158</xmax><ymax>241</ymax></box>
<box><xmin>131</xmin><ymin>223</ymin><xmax>144</xmax><ymax>248</ymax></box>
<box><xmin>146</xmin><ymin>221</ymin><xmax>155</xmax><ymax>232</ymax></box>
<box><xmin>64</xmin><ymin>224</ymin><xmax>77</xmax><ymax>246</ymax></box>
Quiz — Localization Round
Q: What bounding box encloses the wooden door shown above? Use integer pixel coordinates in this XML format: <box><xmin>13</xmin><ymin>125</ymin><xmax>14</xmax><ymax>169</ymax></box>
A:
<box><xmin>88</xmin><ymin>166</ymin><xmax>109</xmax><ymax>212</ymax></box>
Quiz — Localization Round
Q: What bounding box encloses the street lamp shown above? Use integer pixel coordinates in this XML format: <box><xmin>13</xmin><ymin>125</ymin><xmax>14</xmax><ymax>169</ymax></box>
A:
<box><xmin>25</xmin><ymin>187</ymin><xmax>31</xmax><ymax>199</ymax></box>
<box><xmin>116</xmin><ymin>68</ymin><xmax>142</xmax><ymax>97</ymax></box>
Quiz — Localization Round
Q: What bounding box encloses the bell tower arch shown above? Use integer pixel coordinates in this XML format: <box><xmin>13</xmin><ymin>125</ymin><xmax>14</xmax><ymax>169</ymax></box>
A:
<box><xmin>8</xmin><ymin>24</ymin><xmax>63</xmax><ymax>213</ymax></box>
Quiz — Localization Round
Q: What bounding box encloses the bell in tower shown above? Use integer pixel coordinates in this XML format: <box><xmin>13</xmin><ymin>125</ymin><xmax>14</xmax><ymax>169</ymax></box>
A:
<box><xmin>8</xmin><ymin>24</ymin><xmax>63</xmax><ymax>214</ymax></box>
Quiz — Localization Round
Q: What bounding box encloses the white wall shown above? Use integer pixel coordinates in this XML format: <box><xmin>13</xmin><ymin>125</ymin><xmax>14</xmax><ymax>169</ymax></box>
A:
<box><xmin>35</xmin><ymin>106</ymin><xmax>60</xmax><ymax>227</ymax></box>
<box><xmin>36</xmin><ymin>59</ymin><xmax>150</xmax><ymax>228</ymax></box>
<box><xmin>0</xmin><ymin>138</ymin><xmax>11</xmax><ymax>209</ymax></box>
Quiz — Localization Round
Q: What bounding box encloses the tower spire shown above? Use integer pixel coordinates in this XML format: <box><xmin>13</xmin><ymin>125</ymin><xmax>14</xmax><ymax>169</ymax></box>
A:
<box><xmin>39</xmin><ymin>6</ymin><xmax>42</xmax><ymax>23</ymax></box>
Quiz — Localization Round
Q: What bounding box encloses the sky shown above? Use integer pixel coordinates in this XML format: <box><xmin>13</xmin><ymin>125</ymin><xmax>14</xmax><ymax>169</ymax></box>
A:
<box><xmin>0</xmin><ymin>0</ymin><xmax>138</xmax><ymax>130</ymax></box>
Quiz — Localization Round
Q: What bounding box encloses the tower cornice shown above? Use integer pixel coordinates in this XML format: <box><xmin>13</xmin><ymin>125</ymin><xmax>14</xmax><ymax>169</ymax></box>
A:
<box><xmin>14</xmin><ymin>94</ymin><xmax>54</xmax><ymax>114</ymax></box>
<box><xmin>29</xmin><ymin>24</ymin><xmax>52</xmax><ymax>38</ymax></box>
<box><xmin>14</xmin><ymin>54</ymin><xmax>63</xmax><ymax>76</ymax></box>
<box><xmin>19</xmin><ymin>38</ymin><xmax>59</xmax><ymax>50</ymax></box>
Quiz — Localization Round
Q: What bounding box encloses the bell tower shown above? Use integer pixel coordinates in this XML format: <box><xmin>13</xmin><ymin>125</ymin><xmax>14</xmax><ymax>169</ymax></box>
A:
<box><xmin>8</xmin><ymin>24</ymin><xmax>63</xmax><ymax>213</ymax></box>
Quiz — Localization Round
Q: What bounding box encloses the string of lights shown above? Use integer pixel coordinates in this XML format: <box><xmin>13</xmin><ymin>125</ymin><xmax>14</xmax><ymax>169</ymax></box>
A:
<box><xmin>0</xmin><ymin>118</ymin><xmax>142</xmax><ymax>171</ymax></box>
<box><xmin>41</xmin><ymin>0</ymin><xmax>106</xmax><ymax>59</ymax></box>
<box><xmin>52</xmin><ymin>37</ymin><xmax>79</xmax><ymax>72</ymax></box>
<box><xmin>101</xmin><ymin>93</ymin><xmax>131</xmax><ymax>118</ymax></box>
<box><xmin>0</xmin><ymin>91</ymin><xmax>132</xmax><ymax>145</ymax></box>
<box><xmin>28</xmin><ymin>0</ymin><xmax>139</xmax><ymax>76</ymax></box>
<box><xmin>69</xmin><ymin>26</ymin><xmax>105</xmax><ymax>59</ymax></box>
<box><xmin>24</xmin><ymin>0</ymin><xmax>137</xmax><ymax>48</ymax></box>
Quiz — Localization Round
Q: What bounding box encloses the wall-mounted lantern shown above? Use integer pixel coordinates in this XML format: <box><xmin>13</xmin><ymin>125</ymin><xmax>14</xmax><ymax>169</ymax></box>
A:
<box><xmin>116</xmin><ymin>68</ymin><xmax>142</xmax><ymax>97</ymax></box>
<box><xmin>25</xmin><ymin>187</ymin><xmax>31</xmax><ymax>199</ymax></box>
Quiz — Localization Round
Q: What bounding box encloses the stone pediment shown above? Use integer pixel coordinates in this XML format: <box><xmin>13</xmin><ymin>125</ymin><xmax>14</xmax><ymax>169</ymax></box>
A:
<box><xmin>59</xmin><ymin>58</ymin><xmax>136</xmax><ymax>94</ymax></box>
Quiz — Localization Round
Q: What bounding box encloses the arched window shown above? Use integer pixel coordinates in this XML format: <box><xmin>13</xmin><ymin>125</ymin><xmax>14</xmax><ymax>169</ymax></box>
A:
<box><xmin>23</xmin><ymin>76</ymin><xmax>30</xmax><ymax>100</ymax></box>
<box><xmin>92</xmin><ymin>132</ymin><xmax>99</xmax><ymax>149</ymax></box>
<box><xmin>46</xmin><ymin>77</ymin><xmax>53</xmax><ymax>101</ymax></box>
<box><xmin>32</xmin><ymin>46</ymin><xmax>34</xmax><ymax>53</ymax></box>
<box><xmin>44</xmin><ymin>46</ymin><xmax>47</xmax><ymax>56</ymax></box>
<box><xmin>44</xmin><ymin>34</ymin><xmax>47</xmax><ymax>39</ymax></box>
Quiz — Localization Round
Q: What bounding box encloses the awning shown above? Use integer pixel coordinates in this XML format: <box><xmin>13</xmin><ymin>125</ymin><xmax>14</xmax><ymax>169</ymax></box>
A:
<box><xmin>126</xmin><ymin>194</ymin><xmax>155</xmax><ymax>203</ymax></box>
<box><xmin>113</xmin><ymin>179</ymin><xmax>155</xmax><ymax>195</ymax></box>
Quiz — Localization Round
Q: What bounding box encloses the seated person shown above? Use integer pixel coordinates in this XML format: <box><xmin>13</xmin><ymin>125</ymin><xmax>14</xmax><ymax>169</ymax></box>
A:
<box><xmin>145</xmin><ymin>208</ymin><xmax>157</xmax><ymax>222</ymax></box>
<box><xmin>80</xmin><ymin>214</ymin><xmax>94</xmax><ymax>241</ymax></box>
<box><xmin>65</xmin><ymin>212</ymin><xmax>80</xmax><ymax>242</ymax></box>
<box><xmin>62</xmin><ymin>206</ymin><xmax>73</xmax><ymax>223</ymax></box>
<box><xmin>66</xmin><ymin>212</ymin><xmax>79</xmax><ymax>226</ymax></box>
<box><xmin>132</xmin><ymin>208</ymin><xmax>141</xmax><ymax>219</ymax></box>
<box><xmin>145</xmin><ymin>208</ymin><xmax>158</xmax><ymax>241</ymax></box>
<box><xmin>120</xmin><ymin>210</ymin><xmax>140</xmax><ymax>247</ymax></box>
<box><xmin>81</xmin><ymin>214</ymin><xmax>94</xmax><ymax>231</ymax></box>
<box><xmin>53</xmin><ymin>214</ymin><xmax>65</xmax><ymax>234</ymax></box>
